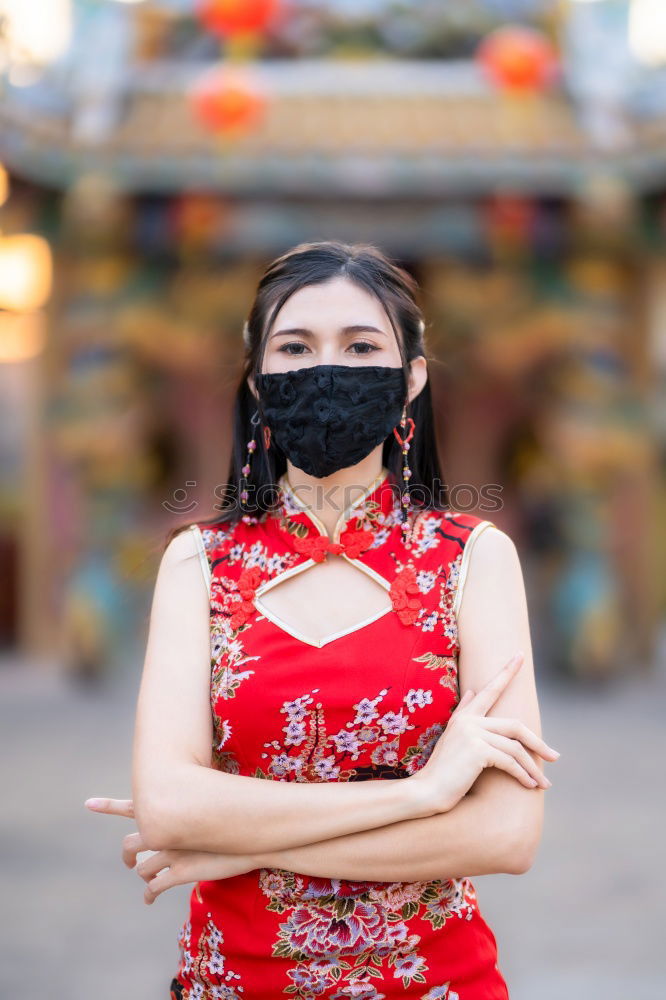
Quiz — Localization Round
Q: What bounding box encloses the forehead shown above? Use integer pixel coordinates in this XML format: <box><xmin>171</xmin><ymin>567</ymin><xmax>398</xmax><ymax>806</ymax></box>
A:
<box><xmin>272</xmin><ymin>276</ymin><xmax>392</xmax><ymax>330</ymax></box>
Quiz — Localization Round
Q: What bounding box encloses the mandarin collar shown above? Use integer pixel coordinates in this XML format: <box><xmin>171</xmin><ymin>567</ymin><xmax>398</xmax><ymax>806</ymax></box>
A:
<box><xmin>275</xmin><ymin>466</ymin><xmax>398</xmax><ymax>546</ymax></box>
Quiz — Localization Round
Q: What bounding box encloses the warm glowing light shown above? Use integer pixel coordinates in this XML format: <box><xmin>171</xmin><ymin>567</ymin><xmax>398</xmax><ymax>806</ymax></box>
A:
<box><xmin>0</xmin><ymin>234</ymin><xmax>53</xmax><ymax>312</ymax></box>
<box><xmin>629</xmin><ymin>0</ymin><xmax>666</xmax><ymax>66</ymax></box>
<box><xmin>0</xmin><ymin>0</ymin><xmax>72</xmax><ymax>69</ymax></box>
<box><xmin>0</xmin><ymin>311</ymin><xmax>46</xmax><ymax>362</ymax></box>
<box><xmin>0</xmin><ymin>164</ymin><xmax>8</xmax><ymax>207</ymax></box>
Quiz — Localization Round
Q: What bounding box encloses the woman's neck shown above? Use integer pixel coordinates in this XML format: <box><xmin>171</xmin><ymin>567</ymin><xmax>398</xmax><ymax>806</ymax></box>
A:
<box><xmin>284</xmin><ymin>454</ymin><xmax>387</xmax><ymax>539</ymax></box>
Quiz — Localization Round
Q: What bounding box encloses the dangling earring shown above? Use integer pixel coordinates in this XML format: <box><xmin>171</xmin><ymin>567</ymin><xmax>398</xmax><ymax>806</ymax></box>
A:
<box><xmin>393</xmin><ymin>404</ymin><xmax>415</xmax><ymax>538</ymax></box>
<box><xmin>240</xmin><ymin>409</ymin><xmax>262</xmax><ymax>521</ymax></box>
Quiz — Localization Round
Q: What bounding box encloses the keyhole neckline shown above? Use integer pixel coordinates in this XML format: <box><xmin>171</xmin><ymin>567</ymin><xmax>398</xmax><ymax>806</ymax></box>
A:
<box><xmin>277</xmin><ymin>465</ymin><xmax>393</xmax><ymax>545</ymax></box>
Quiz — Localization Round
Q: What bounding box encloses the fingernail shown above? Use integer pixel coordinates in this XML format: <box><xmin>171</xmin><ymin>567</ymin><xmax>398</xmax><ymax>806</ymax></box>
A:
<box><xmin>543</xmin><ymin>777</ymin><xmax>552</xmax><ymax>787</ymax></box>
<box><xmin>85</xmin><ymin>798</ymin><xmax>103</xmax><ymax>808</ymax></box>
<box><xmin>550</xmin><ymin>750</ymin><xmax>560</xmax><ymax>758</ymax></box>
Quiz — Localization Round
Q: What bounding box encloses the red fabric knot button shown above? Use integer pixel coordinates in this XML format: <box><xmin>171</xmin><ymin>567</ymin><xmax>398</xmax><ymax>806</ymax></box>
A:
<box><xmin>292</xmin><ymin>523</ymin><xmax>375</xmax><ymax>562</ymax></box>
<box><xmin>338</xmin><ymin>526</ymin><xmax>375</xmax><ymax>558</ymax></box>
<box><xmin>292</xmin><ymin>534</ymin><xmax>343</xmax><ymax>562</ymax></box>
<box><xmin>390</xmin><ymin>565</ymin><xmax>422</xmax><ymax>626</ymax></box>
<box><xmin>227</xmin><ymin>565</ymin><xmax>264</xmax><ymax>629</ymax></box>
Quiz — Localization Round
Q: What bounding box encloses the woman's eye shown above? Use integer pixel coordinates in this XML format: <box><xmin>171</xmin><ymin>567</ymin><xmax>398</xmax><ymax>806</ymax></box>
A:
<box><xmin>278</xmin><ymin>342</ymin><xmax>309</xmax><ymax>355</ymax></box>
<box><xmin>276</xmin><ymin>341</ymin><xmax>379</xmax><ymax>355</ymax></box>
<box><xmin>349</xmin><ymin>342</ymin><xmax>380</xmax><ymax>354</ymax></box>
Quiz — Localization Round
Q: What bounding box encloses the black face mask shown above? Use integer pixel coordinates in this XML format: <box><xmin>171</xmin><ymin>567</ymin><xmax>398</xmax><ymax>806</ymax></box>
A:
<box><xmin>254</xmin><ymin>364</ymin><xmax>407</xmax><ymax>478</ymax></box>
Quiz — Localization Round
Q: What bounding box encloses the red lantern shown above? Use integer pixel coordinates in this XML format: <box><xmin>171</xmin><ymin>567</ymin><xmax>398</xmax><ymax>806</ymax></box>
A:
<box><xmin>196</xmin><ymin>0</ymin><xmax>281</xmax><ymax>38</ymax></box>
<box><xmin>476</xmin><ymin>26</ymin><xmax>559</xmax><ymax>92</ymax></box>
<box><xmin>191</xmin><ymin>66</ymin><xmax>268</xmax><ymax>135</ymax></box>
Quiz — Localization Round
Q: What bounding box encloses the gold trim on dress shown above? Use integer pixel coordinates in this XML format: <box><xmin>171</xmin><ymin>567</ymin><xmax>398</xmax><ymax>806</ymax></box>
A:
<box><xmin>452</xmin><ymin>520</ymin><xmax>496</xmax><ymax>619</ymax></box>
<box><xmin>189</xmin><ymin>524</ymin><xmax>212</xmax><ymax>596</ymax></box>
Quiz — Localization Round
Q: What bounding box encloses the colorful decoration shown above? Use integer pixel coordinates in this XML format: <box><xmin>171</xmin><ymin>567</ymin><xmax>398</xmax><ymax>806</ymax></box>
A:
<box><xmin>196</xmin><ymin>0</ymin><xmax>281</xmax><ymax>39</ymax></box>
<box><xmin>476</xmin><ymin>25</ymin><xmax>559</xmax><ymax>92</ymax></box>
<box><xmin>190</xmin><ymin>65</ymin><xmax>269</xmax><ymax>135</ymax></box>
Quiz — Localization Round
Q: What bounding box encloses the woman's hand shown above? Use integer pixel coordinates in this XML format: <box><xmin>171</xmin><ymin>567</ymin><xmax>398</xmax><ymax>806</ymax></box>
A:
<box><xmin>84</xmin><ymin>796</ymin><xmax>258</xmax><ymax>904</ymax></box>
<box><xmin>412</xmin><ymin>651</ymin><xmax>560</xmax><ymax>814</ymax></box>
<box><xmin>123</xmin><ymin>833</ymin><xmax>258</xmax><ymax>904</ymax></box>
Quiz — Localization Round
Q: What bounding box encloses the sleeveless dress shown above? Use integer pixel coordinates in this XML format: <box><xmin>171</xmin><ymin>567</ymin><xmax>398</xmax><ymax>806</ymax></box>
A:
<box><xmin>169</xmin><ymin>467</ymin><xmax>509</xmax><ymax>1000</ymax></box>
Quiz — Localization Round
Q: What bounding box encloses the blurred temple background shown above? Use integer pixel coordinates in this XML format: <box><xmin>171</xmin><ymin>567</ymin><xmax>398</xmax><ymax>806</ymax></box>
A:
<box><xmin>1</xmin><ymin>0</ymin><xmax>664</xmax><ymax>684</ymax></box>
<box><xmin>1</xmin><ymin>2</ymin><xmax>665</xmax><ymax>998</ymax></box>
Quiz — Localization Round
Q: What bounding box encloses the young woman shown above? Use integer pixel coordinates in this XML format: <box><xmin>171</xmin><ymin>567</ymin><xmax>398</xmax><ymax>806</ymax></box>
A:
<box><xmin>85</xmin><ymin>241</ymin><xmax>559</xmax><ymax>999</ymax></box>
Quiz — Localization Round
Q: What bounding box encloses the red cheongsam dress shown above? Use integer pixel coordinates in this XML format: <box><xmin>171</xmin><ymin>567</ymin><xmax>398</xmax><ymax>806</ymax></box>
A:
<box><xmin>169</xmin><ymin>466</ymin><xmax>509</xmax><ymax>1000</ymax></box>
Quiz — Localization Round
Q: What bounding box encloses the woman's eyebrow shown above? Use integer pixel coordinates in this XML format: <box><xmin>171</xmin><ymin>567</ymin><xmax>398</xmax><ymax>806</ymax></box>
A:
<box><xmin>271</xmin><ymin>325</ymin><xmax>388</xmax><ymax>338</ymax></box>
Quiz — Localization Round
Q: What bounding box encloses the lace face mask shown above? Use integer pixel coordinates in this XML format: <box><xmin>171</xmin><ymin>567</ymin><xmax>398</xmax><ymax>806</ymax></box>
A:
<box><xmin>254</xmin><ymin>363</ymin><xmax>407</xmax><ymax>478</ymax></box>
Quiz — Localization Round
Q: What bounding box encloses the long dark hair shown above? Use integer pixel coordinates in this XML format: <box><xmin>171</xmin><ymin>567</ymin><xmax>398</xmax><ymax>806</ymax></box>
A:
<box><xmin>166</xmin><ymin>240</ymin><xmax>449</xmax><ymax>548</ymax></box>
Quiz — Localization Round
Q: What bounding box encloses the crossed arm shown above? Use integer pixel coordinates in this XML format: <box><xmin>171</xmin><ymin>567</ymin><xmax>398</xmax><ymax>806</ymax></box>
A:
<box><xmin>131</xmin><ymin>526</ymin><xmax>545</xmax><ymax>881</ymax></box>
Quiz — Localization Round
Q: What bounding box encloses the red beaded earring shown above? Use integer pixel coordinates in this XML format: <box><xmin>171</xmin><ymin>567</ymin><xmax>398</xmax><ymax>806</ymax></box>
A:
<box><xmin>393</xmin><ymin>404</ymin><xmax>415</xmax><ymax>538</ymax></box>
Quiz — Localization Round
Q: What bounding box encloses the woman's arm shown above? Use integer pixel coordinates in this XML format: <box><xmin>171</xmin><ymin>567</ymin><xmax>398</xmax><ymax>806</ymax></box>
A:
<box><xmin>132</xmin><ymin>529</ymin><xmax>434</xmax><ymax>855</ymax></box>
<box><xmin>135</xmin><ymin>529</ymin><xmax>543</xmax><ymax>879</ymax></box>
<box><xmin>253</xmin><ymin>774</ymin><xmax>538</xmax><ymax>881</ymax></box>
<box><xmin>250</xmin><ymin>526</ymin><xmax>547</xmax><ymax>880</ymax></box>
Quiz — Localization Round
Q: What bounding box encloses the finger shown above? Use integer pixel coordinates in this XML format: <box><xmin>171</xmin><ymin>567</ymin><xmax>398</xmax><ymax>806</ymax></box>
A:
<box><xmin>143</xmin><ymin>865</ymin><xmax>189</xmax><ymax>906</ymax></box>
<box><xmin>137</xmin><ymin>851</ymin><xmax>172</xmax><ymax>884</ymax></box>
<box><xmin>478</xmin><ymin>717</ymin><xmax>560</xmax><ymax>760</ymax></box>
<box><xmin>482</xmin><ymin>731</ymin><xmax>551</xmax><ymax>788</ymax></box>
<box><xmin>470</xmin><ymin>652</ymin><xmax>524</xmax><ymax>716</ymax></box>
<box><xmin>85</xmin><ymin>797</ymin><xmax>135</xmax><ymax>819</ymax></box>
<box><xmin>484</xmin><ymin>743</ymin><xmax>541</xmax><ymax>789</ymax></box>
<box><xmin>452</xmin><ymin>689</ymin><xmax>475</xmax><ymax>713</ymax></box>
<box><xmin>122</xmin><ymin>830</ymin><xmax>147</xmax><ymax>869</ymax></box>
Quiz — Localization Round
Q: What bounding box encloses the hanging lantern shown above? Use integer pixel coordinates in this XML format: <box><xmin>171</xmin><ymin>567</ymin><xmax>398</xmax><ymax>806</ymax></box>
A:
<box><xmin>190</xmin><ymin>65</ymin><xmax>268</xmax><ymax>135</ymax></box>
<box><xmin>0</xmin><ymin>234</ymin><xmax>52</xmax><ymax>312</ymax></box>
<box><xmin>476</xmin><ymin>25</ymin><xmax>559</xmax><ymax>93</ymax></box>
<box><xmin>196</xmin><ymin>0</ymin><xmax>281</xmax><ymax>38</ymax></box>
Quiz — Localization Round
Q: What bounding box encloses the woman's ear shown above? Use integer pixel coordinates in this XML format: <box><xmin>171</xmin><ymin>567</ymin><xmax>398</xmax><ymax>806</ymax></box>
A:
<box><xmin>247</xmin><ymin>373</ymin><xmax>257</xmax><ymax>400</ymax></box>
<box><xmin>407</xmin><ymin>356</ymin><xmax>428</xmax><ymax>404</ymax></box>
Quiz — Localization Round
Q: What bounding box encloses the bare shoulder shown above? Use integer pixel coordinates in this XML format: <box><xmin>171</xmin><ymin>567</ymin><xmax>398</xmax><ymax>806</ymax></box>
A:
<box><xmin>162</xmin><ymin>525</ymin><xmax>201</xmax><ymax>562</ymax></box>
<box><xmin>455</xmin><ymin>522</ymin><xmax>524</xmax><ymax>621</ymax></box>
<box><xmin>467</xmin><ymin>522</ymin><xmax>519</xmax><ymax>564</ymax></box>
<box><xmin>149</xmin><ymin>525</ymin><xmax>212</xmax><ymax>605</ymax></box>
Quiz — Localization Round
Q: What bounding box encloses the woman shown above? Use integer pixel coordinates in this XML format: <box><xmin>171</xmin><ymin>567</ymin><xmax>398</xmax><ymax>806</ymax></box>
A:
<box><xmin>85</xmin><ymin>241</ymin><xmax>559</xmax><ymax>999</ymax></box>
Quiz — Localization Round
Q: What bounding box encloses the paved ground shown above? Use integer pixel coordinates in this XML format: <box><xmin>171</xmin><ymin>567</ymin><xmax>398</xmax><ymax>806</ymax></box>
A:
<box><xmin>1</xmin><ymin>633</ymin><xmax>665</xmax><ymax>1000</ymax></box>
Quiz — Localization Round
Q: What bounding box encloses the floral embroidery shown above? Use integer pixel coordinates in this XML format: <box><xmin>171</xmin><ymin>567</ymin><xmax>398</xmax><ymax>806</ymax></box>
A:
<box><xmin>175</xmin><ymin>492</ymin><xmax>507</xmax><ymax>997</ymax></box>
<box><xmin>258</xmin><ymin>871</ymin><xmax>477</xmax><ymax>995</ymax></box>
<box><xmin>412</xmin><ymin>652</ymin><xmax>459</xmax><ymax>695</ymax></box>
<box><xmin>256</xmin><ymin>686</ymin><xmax>418</xmax><ymax>784</ymax></box>
<box><xmin>421</xmin><ymin>983</ymin><xmax>460</xmax><ymax>999</ymax></box>
<box><xmin>173</xmin><ymin>912</ymin><xmax>245</xmax><ymax>999</ymax></box>
<box><xmin>437</xmin><ymin>554</ymin><xmax>463</xmax><ymax>655</ymax></box>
